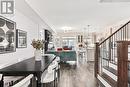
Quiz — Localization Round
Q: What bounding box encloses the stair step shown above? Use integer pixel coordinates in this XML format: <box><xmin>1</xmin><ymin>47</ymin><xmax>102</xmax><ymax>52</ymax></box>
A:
<box><xmin>103</xmin><ymin>68</ymin><xmax>117</xmax><ymax>81</ymax></box>
<box><xmin>109</xmin><ymin>62</ymin><xmax>117</xmax><ymax>70</ymax></box>
<box><xmin>128</xmin><ymin>71</ymin><xmax>130</xmax><ymax>83</ymax></box>
<box><xmin>97</xmin><ymin>74</ymin><xmax>112</xmax><ymax>87</ymax></box>
<box><xmin>110</xmin><ymin>61</ymin><xmax>117</xmax><ymax>65</ymax></box>
<box><xmin>101</xmin><ymin>73</ymin><xmax>117</xmax><ymax>87</ymax></box>
<box><xmin>103</xmin><ymin>66</ymin><xmax>117</xmax><ymax>76</ymax></box>
<box><xmin>103</xmin><ymin>65</ymin><xmax>130</xmax><ymax>84</ymax></box>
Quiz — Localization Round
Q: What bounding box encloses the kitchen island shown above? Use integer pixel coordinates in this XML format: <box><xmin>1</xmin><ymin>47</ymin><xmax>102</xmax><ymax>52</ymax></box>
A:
<box><xmin>47</xmin><ymin>50</ymin><xmax>77</xmax><ymax>62</ymax></box>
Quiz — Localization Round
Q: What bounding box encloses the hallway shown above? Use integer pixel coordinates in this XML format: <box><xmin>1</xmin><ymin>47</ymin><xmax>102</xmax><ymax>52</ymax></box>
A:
<box><xmin>0</xmin><ymin>0</ymin><xmax>130</xmax><ymax>87</ymax></box>
<box><xmin>58</xmin><ymin>62</ymin><xmax>98</xmax><ymax>87</ymax></box>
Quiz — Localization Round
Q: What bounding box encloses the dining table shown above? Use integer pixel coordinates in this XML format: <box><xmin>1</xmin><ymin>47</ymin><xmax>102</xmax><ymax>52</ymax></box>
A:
<box><xmin>0</xmin><ymin>55</ymin><xmax>57</xmax><ymax>87</ymax></box>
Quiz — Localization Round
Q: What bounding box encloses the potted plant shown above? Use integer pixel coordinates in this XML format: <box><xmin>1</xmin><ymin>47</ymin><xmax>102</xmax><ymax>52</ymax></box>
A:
<box><xmin>31</xmin><ymin>39</ymin><xmax>45</xmax><ymax>61</ymax></box>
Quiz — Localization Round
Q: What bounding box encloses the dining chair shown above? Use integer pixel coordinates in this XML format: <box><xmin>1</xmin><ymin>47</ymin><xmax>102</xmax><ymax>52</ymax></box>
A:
<box><xmin>11</xmin><ymin>74</ymin><xmax>34</xmax><ymax>87</ymax></box>
<box><xmin>4</xmin><ymin>76</ymin><xmax>25</xmax><ymax>87</ymax></box>
<box><xmin>54</xmin><ymin>56</ymin><xmax>60</xmax><ymax>81</ymax></box>
<box><xmin>43</xmin><ymin>54</ymin><xmax>60</xmax><ymax>79</ymax></box>
<box><xmin>0</xmin><ymin>74</ymin><xmax>26</xmax><ymax>87</ymax></box>
<box><xmin>0</xmin><ymin>74</ymin><xmax>3</xmax><ymax>87</ymax></box>
<box><xmin>43</xmin><ymin>54</ymin><xmax>55</xmax><ymax>58</ymax></box>
<box><xmin>55</xmin><ymin>56</ymin><xmax>60</xmax><ymax>63</ymax></box>
<box><xmin>41</xmin><ymin>60</ymin><xmax>59</xmax><ymax>87</ymax></box>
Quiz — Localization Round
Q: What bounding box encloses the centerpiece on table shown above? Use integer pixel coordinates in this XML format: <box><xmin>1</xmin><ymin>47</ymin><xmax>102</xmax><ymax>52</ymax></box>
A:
<box><xmin>31</xmin><ymin>39</ymin><xmax>45</xmax><ymax>61</ymax></box>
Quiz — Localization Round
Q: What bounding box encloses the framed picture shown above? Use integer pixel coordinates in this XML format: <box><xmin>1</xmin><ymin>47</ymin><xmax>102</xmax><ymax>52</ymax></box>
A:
<box><xmin>16</xmin><ymin>29</ymin><xmax>27</xmax><ymax>48</ymax></box>
<box><xmin>0</xmin><ymin>16</ymin><xmax>16</xmax><ymax>54</ymax></box>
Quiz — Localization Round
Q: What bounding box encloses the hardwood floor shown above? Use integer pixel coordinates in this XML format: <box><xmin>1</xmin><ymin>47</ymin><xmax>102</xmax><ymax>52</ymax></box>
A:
<box><xmin>58</xmin><ymin>62</ymin><xmax>98</xmax><ymax>87</ymax></box>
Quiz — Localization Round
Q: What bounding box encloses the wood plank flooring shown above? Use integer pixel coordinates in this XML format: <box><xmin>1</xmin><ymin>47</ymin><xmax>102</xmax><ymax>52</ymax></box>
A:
<box><xmin>58</xmin><ymin>62</ymin><xmax>98</xmax><ymax>87</ymax></box>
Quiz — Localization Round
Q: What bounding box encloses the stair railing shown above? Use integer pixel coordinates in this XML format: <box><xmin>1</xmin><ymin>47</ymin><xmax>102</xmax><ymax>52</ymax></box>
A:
<box><xmin>95</xmin><ymin>20</ymin><xmax>130</xmax><ymax>87</ymax></box>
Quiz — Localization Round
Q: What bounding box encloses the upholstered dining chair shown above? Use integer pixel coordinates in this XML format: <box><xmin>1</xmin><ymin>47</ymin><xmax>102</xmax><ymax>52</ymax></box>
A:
<box><xmin>41</xmin><ymin>60</ymin><xmax>59</xmax><ymax>87</ymax></box>
<box><xmin>0</xmin><ymin>74</ymin><xmax>3</xmax><ymax>87</ymax></box>
<box><xmin>0</xmin><ymin>74</ymin><xmax>26</xmax><ymax>87</ymax></box>
<box><xmin>11</xmin><ymin>74</ymin><xmax>34</xmax><ymax>87</ymax></box>
<box><xmin>54</xmin><ymin>56</ymin><xmax>60</xmax><ymax>81</ymax></box>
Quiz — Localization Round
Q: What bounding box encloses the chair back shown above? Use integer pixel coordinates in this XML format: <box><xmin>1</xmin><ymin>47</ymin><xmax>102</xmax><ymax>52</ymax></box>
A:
<box><xmin>55</xmin><ymin>56</ymin><xmax>60</xmax><ymax>63</ymax></box>
<box><xmin>0</xmin><ymin>74</ymin><xmax>3</xmax><ymax>87</ymax></box>
<box><xmin>48</xmin><ymin>61</ymin><xmax>58</xmax><ymax>73</ymax></box>
<box><xmin>0</xmin><ymin>74</ymin><xmax>3</xmax><ymax>81</ymax></box>
<box><xmin>43</xmin><ymin>54</ymin><xmax>55</xmax><ymax>58</ymax></box>
<box><xmin>41</xmin><ymin>61</ymin><xmax>58</xmax><ymax>83</ymax></box>
<box><xmin>11</xmin><ymin>74</ymin><xmax>33</xmax><ymax>87</ymax></box>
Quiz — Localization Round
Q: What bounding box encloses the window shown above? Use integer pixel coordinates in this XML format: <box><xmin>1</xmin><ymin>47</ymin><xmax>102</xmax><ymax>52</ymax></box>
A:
<box><xmin>62</xmin><ymin>37</ymin><xmax>76</xmax><ymax>50</ymax></box>
<box><xmin>77</xmin><ymin>35</ymin><xmax>83</xmax><ymax>43</ymax></box>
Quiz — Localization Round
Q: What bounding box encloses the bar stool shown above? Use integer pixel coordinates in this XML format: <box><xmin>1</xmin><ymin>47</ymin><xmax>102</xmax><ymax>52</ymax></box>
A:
<box><xmin>41</xmin><ymin>61</ymin><xmax>59</xmax><ymax>87</ymax></box>
<box><xmin>78</xmin><ymin>50</ymin><xmax>87</xmax><ymax>64</ymax></box>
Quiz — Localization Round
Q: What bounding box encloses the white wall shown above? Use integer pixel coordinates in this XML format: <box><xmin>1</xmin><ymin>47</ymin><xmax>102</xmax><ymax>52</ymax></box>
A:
<box><xmin>0</xmin><ymin>0</ymin><xmax>55</xmax><ymax>68</ymax></box>
<box><xmin>0</xmin><ymin>10</ymin><xmax>39</xmax><ymax>68</ymax></box>
<box><xmin>97</xmin><ymin>18</ymin><xmax>130</xmax><ymax>42</ymax></box>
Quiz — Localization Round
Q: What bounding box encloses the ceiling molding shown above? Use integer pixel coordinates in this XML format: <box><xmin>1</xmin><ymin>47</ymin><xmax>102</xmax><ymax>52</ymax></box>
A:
<box><xmin>15</xmin><ymin>0</ymin><xmax>55</xmax><ymax>33</ymax></box>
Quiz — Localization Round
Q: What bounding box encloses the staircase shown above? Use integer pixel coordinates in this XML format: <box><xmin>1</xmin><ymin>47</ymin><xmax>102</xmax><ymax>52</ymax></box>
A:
<box><xmin>95</xmin><ymin>20</ymin><xmax>130</xmax><ymax>87</ymax></box>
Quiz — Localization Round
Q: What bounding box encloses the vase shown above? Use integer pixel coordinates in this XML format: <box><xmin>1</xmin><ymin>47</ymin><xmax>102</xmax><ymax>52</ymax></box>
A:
<box><xmin>34</xmin><ymin>49</ymin><xmax>42</xmax><ymax>61</ymax></box>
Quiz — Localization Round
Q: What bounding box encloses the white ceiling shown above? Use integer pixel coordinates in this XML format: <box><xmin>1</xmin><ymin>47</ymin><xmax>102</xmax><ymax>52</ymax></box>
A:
<box><xmin>15</xmin><ymin>0</ymin><xmax>54</xmax><ymax>32</ymax></box>
<box><xmin>25</xmin><ymin>0</ymin><xmax>130</xmax><ymax>32</ymax></box>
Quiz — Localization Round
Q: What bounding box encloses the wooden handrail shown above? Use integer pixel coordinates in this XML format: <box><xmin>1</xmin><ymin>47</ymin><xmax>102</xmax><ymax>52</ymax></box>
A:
<box><xmin>99</xmin><ymin>20</ymin><xmax>130</xmax><ymax>46</ymax></box>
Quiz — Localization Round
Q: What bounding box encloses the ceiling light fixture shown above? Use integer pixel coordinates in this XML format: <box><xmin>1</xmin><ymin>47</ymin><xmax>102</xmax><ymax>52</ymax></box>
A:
<box><xmin>61</xmin><ymin>26</ymin><xmax>72</xmax><ymax>33</ymax></box>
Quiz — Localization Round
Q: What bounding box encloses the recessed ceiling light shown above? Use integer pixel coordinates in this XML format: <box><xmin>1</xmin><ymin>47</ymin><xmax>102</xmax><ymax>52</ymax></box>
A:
<box><xmin>61</xmin><ymin>26</ymin><xmax>72</xmax><ymax>30</ymax></box>
<box><xmin>61</xmin><ymin>26</ymin><xmax>72</xmax><ymax>33</ymax></box>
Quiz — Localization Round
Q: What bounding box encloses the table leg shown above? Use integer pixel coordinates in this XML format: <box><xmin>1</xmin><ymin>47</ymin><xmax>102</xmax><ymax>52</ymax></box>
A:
<box><xmin>36</xmin><ymin>73</ymin><xmax>42</xmax><ymax>87</ymax></box>
<box><xmin>37</xmin><ymin>82</ymin><xmax>41</xmax><ymax>87</ymax></box>
<box><xmin>0</xmin><ymin>79</ymin><xmax>4</xmax><ymax>87</ymax></box>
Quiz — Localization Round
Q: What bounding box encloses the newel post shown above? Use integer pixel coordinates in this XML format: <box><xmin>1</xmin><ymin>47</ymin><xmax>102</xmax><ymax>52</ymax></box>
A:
<box><xmin>117</xmin><ymin>41</ymin><xmax>129</xmax><ymax>87</ymax></box>
<box><xmin>95</xmin><ymin>42</ymin><xmax>99</xmax><ymax>78</ymax></box>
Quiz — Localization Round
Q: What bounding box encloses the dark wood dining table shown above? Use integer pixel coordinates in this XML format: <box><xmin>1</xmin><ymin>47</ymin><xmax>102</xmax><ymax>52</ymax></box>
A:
<box><xmin>0</xmin><ymin>55</ymin><xmax>57</xmax><ymax>87</ymax></box>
